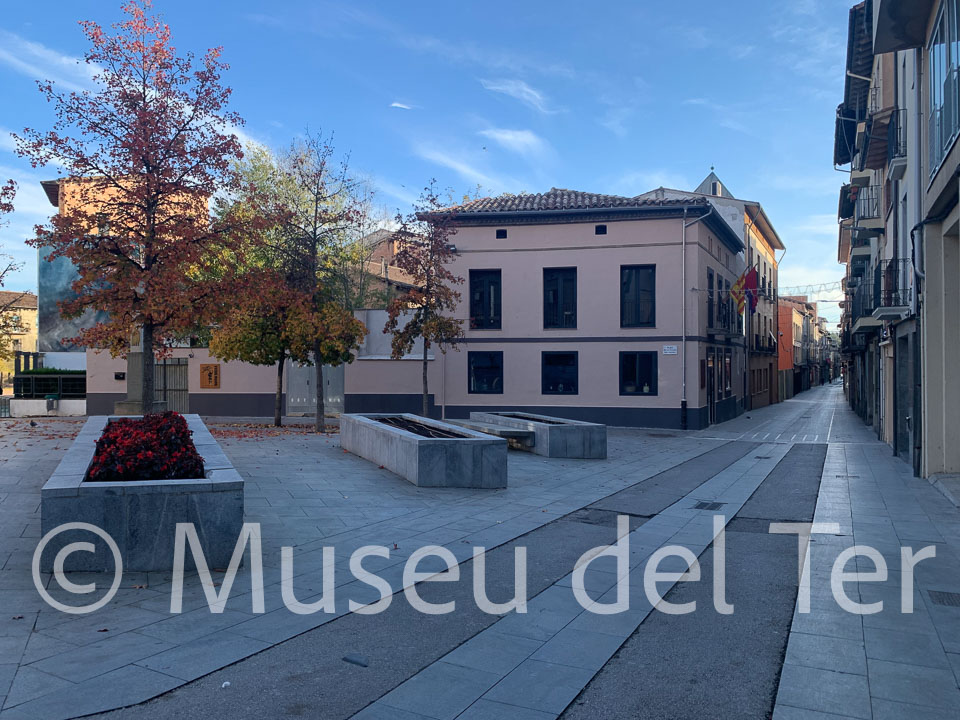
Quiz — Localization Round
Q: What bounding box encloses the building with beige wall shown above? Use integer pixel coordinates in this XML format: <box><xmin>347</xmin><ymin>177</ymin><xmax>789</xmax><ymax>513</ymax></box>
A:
<box><xmin>0</xmin><ymin>291</ymin><xmax>38</xmax><ymax>387</ymax></box>
<box><xmin>637</xmin><ymin>173</ymin><xmax>784</xmax><ymax>410</ymax></box>
<box><xmin>343</xmin><ymin>188</ymin><xmax>747</xmax><ymax>429</ymax></box>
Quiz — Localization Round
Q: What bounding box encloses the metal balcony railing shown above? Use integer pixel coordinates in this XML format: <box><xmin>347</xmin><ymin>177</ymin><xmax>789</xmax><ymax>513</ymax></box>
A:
<box><xmin>850</xmin><ymin>281</ymin><xmax>875</xmax><ymax>323</ymax></box>
<box><xmin>888</xmin><ymin>108</ymin><xmax>907</xmax><ymax>162</ymax></box>
<box><xmin>874</xmin><ymin>258</ymin><xmax>912</xmax><ymax>308</ymax></box>
<box><xmin>868</xmin><ymin>85</ymin><xmax>882</xmax><ymax>115</ymax></box>
<box><xmin>854</xmin><ymin>185</ymin><xmax>881</xmax><ymax>221</ymax></box>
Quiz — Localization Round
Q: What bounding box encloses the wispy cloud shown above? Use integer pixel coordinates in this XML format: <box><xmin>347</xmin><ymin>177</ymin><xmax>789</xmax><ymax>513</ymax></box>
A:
<box><xmin>781</xmin><ymin>213</ymin><xmax>841</xmax><ymax>238</ymax></box>
<box><xmin>414</xmin><ymin>144</ymin><xmax>515</xmax><ymax>193</ymax></box>
<box><xmin>598</xmin><ymin>107</ymin><xmax>633</xmax><ymax>138</ymax></box>
<box><xmin>479</xmin><ymin>78</ymin><xmax>559</xmax><ymax>114</ymax></box>
<box><xmin>372</xmin><ymin>177</ymin><xmax>419</xmax><ymax>207</ymax></box>
<box><xmin>609</xmin><ymin>169</ymin><xmax>692</xmax><ymax>195</ymax></box>
<box><xmin>682</xmin><ymin>98</ymin><xmax>751</xmax><ymax>134</ymax></box>
<box><xmin>389</xmin><ymin>101</ymin><xmax>413</xmax><ymax>110</ymax></box>
<box><xmin>478</xmin><ymin>128</ymin><xmax>550</xmax><ymax>158</ymax></box>
<box><xmin>0</xmin><ymin>29</ymin><xmax>96</xmax><ymax>93</ymax></box>
<box><xmin>761</xmin><ymin>173</ymin><xmax>844</xmax><ymax>197</ymax></box>
<box><xmin>0</xmin><ymin>129</ymin><xmax>16</xmax><ymax>154</ymax></box>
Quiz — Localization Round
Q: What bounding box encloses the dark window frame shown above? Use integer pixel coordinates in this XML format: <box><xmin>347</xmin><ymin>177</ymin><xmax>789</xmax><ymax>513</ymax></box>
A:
<box><xmin>495</xmin><ymin>228</ymin><xmax>508</xmax><ymax>239</ymax></box>
<box><xmin>619</xmin><ymin>351</ymin><xmax>658</xmax><ymax>396</ymax></box>
<box><xmin>595</xmin><ymin>224</ymin><xmax>607</xmax><ymax>235</ymax></box>
<box><xmin>620</xmin><ymin>264</ymin><xmax>656</xmax><ymax>328</ymax></box>
<box><xmin>469</xmin><ymin>269</ymin><xmax>502</xmax><ymax>330</ymax></box>
<box><xmin>467</xmin><ymin>351</ymin><xmax>504</xmax><ymax>394</ymax></box>
<box><xmin>543</xmin><ymin>267</ymin><xmax>577</xmax><ymax>329</ymax></box>
<box><xmin>541</xmin><ymin>351</ymin><xmax>578</xmax><ymax>395</ymax></box>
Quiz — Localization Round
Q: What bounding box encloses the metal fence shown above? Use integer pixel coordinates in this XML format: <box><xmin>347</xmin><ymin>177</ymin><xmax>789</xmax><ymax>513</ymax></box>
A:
<box><xmin>13</xmin><ymin>374</ymin><xmax>86</xmax><ymax>399</ymax></box>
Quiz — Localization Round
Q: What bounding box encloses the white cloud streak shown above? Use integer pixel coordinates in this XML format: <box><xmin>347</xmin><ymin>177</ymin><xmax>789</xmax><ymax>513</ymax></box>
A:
<box><xmin>479</xmin><ymin>78</ymin><xmax>558</xmax><ymax>114</ymax></box>
<box><xmin>478</xmin><ymin>128</ymin><xmax>549</xmax><ymax>157</ymax></box>
<box><xmin>0</xmin><ymin>29</ymin><xmax>97</xmax><ymax>93</ymax></box>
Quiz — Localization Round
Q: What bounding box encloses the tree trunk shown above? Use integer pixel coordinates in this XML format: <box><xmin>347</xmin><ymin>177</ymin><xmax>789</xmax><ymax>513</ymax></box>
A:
<box><xmin>314</xmin><ymin>340</ymin><xmax>325</xmax><ymax>433</ymax></box>
<box><xmin>421</xmin><ymin>340</ymin><xmax>429</xmax><ymax>417</ymax></box>
<box><xmin>274</xmin><ymin>352</ymin><xmax>285</xmax><ymax>427</ymax></box>
<box><xmin>141</xmin><ymin>322</ymin><xmax>154</xmax><ymax>415</ymax></box>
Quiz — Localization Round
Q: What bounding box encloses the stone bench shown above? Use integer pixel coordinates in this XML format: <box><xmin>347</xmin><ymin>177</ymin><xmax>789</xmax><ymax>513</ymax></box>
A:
<box><xmin>447</xmin><ymin>419</ymin><xmax>536</xmax><ymax>451</ymax></box>
<box><xmin>341</xmin><ymin>413</ymin><xmax>507</xmax><ymax>488</ymax></box>
<box><xmin>469</xmin><ymin>411</ymin><xmax>607</xmax><ymax>459</ymax></box>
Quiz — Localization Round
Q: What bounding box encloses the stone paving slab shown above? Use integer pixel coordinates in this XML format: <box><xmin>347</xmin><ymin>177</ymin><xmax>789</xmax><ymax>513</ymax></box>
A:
<box><xmin>352</xmin><ymin>443</ymin><xmax>792</xmax><ymax>719</ymax></box>
<box><xmin>773</xmin><ymin>399</ymin><xmax>960</xmax><ymax>719</ymax></box>
<box><xmin>0</xmin><ymin>418</ymin><xmax>725</xmax><ymax>718</ymax></box>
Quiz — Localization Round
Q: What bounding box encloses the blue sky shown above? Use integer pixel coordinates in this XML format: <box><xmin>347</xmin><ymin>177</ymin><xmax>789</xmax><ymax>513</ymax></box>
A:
<box><xmin>0</xmin><ymin>0</ymin><xmax>851</xmax><ymax>322</ymax></box>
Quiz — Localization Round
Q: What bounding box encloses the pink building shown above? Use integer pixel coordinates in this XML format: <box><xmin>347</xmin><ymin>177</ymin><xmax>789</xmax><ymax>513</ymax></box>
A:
<box><xmin>345</xmin><ymin>189</ymin><xmax>747</xmax><ymax>429</ymax></box>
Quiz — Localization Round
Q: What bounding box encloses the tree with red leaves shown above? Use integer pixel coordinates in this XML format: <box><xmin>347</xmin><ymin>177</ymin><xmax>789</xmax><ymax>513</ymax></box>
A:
<box><xmin>385</xmin><ymin>182</ymin><xmax>464</xmax><ymax>417</ymax></box>
<box><xmin>14</xmin><ymin>1</ymin><xmax>245</xmax><ymax>413</ymax></box>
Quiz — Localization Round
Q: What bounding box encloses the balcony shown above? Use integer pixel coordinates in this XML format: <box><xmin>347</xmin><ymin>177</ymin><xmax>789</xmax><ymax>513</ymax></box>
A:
<box><xmin>852</xmin><ymin>185</ymin><xmax>883</xmax><ymax>240</ymax></box>
<box><xmin>872</xmin><ymin>258</ymin><xmax>913</xmax><ymax>320</ymax></box>
<box><xmin>888</xmin><ymin>108</ymin><xmax>908</xmax><ymax>181</ymax></box>
<box><xmin>849</xmin><ymin>234</ymin><xmax>872</xmax><ymax>258</ymax></box>
<box><xmin>851</xmin><ymin>279</ymin><xmax>881</xmax><ymax>335</ymax></box>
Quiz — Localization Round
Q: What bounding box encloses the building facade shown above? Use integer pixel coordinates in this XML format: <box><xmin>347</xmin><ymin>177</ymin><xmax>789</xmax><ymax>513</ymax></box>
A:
<box><xmin>0</xmin><ymin>291</ymin><xmax>38</xmax><ymax>387</ymax></box>
<box><xmin>836</xmin><ymin>0</ymin><xmax>959</xmax><ymax>478</ymax></box>
<box><xmin>637</xmin><ymin>173</ymin><xmax>785</xmax><ymax>411</ymax></box>
<box><xmin>345</xmin><ymin>189</ymin><xmax>747</xmax><ymax>429</ymax></box>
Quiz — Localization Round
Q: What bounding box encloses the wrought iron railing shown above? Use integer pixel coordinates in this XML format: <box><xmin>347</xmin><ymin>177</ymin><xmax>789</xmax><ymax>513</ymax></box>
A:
<box><xmin>888</xmin><ymin>108</ymin><xmax>907</xmax><ymax>162</ymax></box>
<box><xmin>854</xmin><ymin>185</ymin><xmax>881</xmax><ymax>221</ymax></box>
<box><xmin>874</xmin><ymin>258</ymin><xmax>912</xmax><ymax>308</ymax></box>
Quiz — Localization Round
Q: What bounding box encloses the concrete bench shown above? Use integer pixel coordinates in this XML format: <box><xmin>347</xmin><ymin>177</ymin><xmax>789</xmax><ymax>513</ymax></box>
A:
<box><xmin>448</xmin><ymin>419</ymin><xmax>536</xmax><ymax>450</ymax></box>
<box><xmin>470</xmin><ymin>411</ymin><xmax>607</xmax><ymax>459</ymax></box>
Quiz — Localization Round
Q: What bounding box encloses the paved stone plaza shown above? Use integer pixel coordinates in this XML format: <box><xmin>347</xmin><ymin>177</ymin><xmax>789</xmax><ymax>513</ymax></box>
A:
<box><xmin>0</xmin><ymin>384</ymin><xmax>958</xmax><ymax>719</ymax></box>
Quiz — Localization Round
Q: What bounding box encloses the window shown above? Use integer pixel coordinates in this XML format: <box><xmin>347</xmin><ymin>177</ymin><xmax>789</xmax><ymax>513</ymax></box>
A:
<box><xmin>620</xmin><ymin>265</ymin><xmax>656</xmax><ymax>328</ymax></box>
<box><xmin>495</xmin><ymin>228</ymin><xmax>508</xmax><ymax>239</ymax></box>
<box><xmin>707</xmin><ymin>269</ymin><xmax>715</xmax><ymax>329</ymax></box>
<box><xmin>543</xmin><ymin>267</ymin><xmax>577</xmax><ymax>328</ymax></box>
<box><xmin>724</xmin><ymin>350</ymin><xmax>732</xmax><ymax>397</ymax></box>
<box><xmin>469</xmin><ymin>269</ymin><xmax>502</xmax><ymax>329</ymax></box>
<box><xmin>929</xmin><ymin>0</ymin><xmax>960</xmax><ymax>173</ymax></box>
<box><xmin>620</xmin><ymin>352</ymin><xmax>657</xmax><ymax>395</ymax></box>
<box><xmin>595</xmin><ymin>224</ymin><xmax>607</xmax><ymax>235</ymax></box>
<box><xmin>542</xmin><ymin>352</ymin><xmax>578</xmax><ymax>394</ymax></box>
<box><xmin>468</xmin><ymin>351</ymin><xmax>503</xmax><ymax>394</ymax></box>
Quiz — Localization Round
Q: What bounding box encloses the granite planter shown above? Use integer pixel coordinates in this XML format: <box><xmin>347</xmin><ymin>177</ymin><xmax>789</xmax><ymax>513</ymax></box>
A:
<box><xmin>341</xmin><ymin>413</ymin><xmax>507</xmax><ymax>488</ymax></box>
<box><xmin>40</xmin><ymin>414</ymin><xmax>243</xmax><ymax>572</ymax></box>
<box><xmin>469</xmin><ymin>411</ymin><xmax>607</xmax><ymax>459</ymax></box>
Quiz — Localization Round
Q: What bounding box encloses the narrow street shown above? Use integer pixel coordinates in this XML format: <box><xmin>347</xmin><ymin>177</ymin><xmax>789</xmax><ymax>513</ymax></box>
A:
<box><xmin>76</xmin><ymin>382</ymin><xmax>960</xmax><ymax>720</ymax></box>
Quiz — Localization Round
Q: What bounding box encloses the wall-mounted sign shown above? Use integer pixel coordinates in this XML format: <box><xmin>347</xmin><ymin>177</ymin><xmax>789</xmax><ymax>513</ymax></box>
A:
<box><xmin>662</xmin><ymin>345</ymin><xmax>678</xmax><ymax>355</ymax></box>
<box><xmin>199</xmin><ymin>363</ymin><xmax>221</xmax><ymax>389</ymax></box>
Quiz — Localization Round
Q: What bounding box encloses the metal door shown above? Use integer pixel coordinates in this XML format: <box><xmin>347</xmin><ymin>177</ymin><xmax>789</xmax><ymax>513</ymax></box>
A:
<box><xmin>285</xmin><ymin>362</ymin><xmax>344</xmax><ymax>416</ymax></box>
<box><xmin>155</xmin><ymin>358</ymin><xmax>189</xmax><ymax>413</ymax></box>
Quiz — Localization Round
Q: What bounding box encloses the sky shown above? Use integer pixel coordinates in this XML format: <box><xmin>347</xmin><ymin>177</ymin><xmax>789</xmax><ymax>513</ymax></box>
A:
<box><xmin>0</xmin><ymin>0</ymin><xmax>851</xmax><ymax>323</ymax></box>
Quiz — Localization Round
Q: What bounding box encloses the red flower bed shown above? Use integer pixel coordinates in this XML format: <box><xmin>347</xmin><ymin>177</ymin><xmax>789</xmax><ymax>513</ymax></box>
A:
<box><xmin>86</xmin><ymin>411</ymin><xmax>205</xmax><ymax>482</ymax></box>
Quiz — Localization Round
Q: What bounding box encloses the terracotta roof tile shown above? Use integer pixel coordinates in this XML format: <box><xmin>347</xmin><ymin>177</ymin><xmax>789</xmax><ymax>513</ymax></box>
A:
<box><xmin>444</xmin><ymin>188</ymin><xmax>707</xmax><ymax>215</ymax></box>
<box><xmin>0</xmin><ymin>290</ymin><xmax>38</xmax><ymax>309</ymax></box>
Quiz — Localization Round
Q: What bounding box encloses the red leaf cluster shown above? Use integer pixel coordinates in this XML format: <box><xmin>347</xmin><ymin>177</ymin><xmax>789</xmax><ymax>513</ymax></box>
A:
<box><xmin>86</xmin><ymin>411</ymin><xmax>204</xmax><ymax>482</ymax></box>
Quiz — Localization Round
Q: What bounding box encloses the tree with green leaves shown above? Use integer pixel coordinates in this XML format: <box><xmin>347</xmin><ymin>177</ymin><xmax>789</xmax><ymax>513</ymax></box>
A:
<box><xmin>385</xmin><ymin>182</ymin><xmax>464</xmax><ymax>417</ymax></box>
<box><xmin>215</xmin><ymin>136</ymin><xmax>367</xmax><ymax>431</ymax></box>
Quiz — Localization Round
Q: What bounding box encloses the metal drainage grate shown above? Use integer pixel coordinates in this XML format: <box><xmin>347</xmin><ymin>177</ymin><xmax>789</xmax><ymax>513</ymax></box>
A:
<box><xmin>694</xmin><ymin>501</ymin><xmax>725</xmax><ymax>511</ymax></box>
<box><xmin>929</xmin><ymin>591</ymin><xmax>960</xmax><ymax>607</ymax></box>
